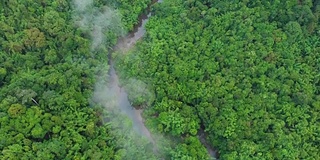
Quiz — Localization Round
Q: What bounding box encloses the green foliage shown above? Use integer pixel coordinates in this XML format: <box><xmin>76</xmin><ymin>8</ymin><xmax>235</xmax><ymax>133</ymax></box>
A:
<box><xmin>117</xmin><ymin>0</ymin><xmax>320</xmax><ymax>159</ymax></box>
<box><xmin>31</xmin><ymin>124</ymin><xmax>45</xmax><ymax>139</ymax></box>
<box><xmin>116</xmin><ymin>0</ymin><xmax>152</xmax><ymax>31</ymax></box>
<box><xmin>155</xmin><ymin>99</ymin><xmax>200</xmax><ymax>136</ymax></box>
<box><xmin>7</xmin><ymin>104</ymin><xmax>26</xmax><ymax>118</ymax></box>
<box><xmin>2</xmin><ymin>0</ymin><xmax>319</xmax><ymax>159</ymax></box>
<box><xmin>170</xmin><ymin>136</ymin><xmax>209</xmax><ymax>160</ymax></box>
<box><xmin>122</xmin><ymin>78</ymin><xmax>155</xmax><ymax>108</ymax></box>
<box><xmin>0</xmin><ymin>0</ymin><xmax>155</xmax><ymax>159</ymax></box>
<box><xmin>0</xmin><ymin>67</ymin><xmax>6</xmax><ymax>81</ymax></box>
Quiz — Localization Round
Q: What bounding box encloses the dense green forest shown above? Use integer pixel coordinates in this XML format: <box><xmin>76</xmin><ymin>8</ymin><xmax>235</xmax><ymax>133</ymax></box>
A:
<box><xmin>116</xmin><ymin>0</ymin><xmax>320</xmax><ymax>159</ymax></box>
<box><xmin>1</xmin><ymin>0</ymin><xmax>320</xmax><ymax>160</ymax></box>
<box><xmin>0</xmin><ymin>0</ymin><xmax>158</xmax><ymax>159</ymax></box>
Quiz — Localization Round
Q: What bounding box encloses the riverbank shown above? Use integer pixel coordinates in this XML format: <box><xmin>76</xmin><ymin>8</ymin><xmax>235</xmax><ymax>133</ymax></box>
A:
<box><xmin>108</xmin><ymin>0</ymin><xmax>218</xmax><ymax>159</ymax></box>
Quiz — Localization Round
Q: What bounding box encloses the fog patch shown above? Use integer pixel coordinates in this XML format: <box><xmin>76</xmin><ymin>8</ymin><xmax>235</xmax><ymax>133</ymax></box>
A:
<box><xmin>123</xmin><ymin>78</ymin><xmax>155</xmax><ymax>108</ymax></box>
<box><xmin>72</xmin><ymin>0</ymin><xmax>124</xmax><ymax>51</ymax></box>
<box><xmin>71</xmin><ymin>0</ymin><xmax>163</xmax><ymax>158</ymax></box>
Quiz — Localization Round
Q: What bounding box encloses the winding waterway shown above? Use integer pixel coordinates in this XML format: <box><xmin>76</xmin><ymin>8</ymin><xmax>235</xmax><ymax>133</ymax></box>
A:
<box><xmin>108</xmin><ymin>0</ymin><xmax>217</xmax><ymax>159</ymax></box>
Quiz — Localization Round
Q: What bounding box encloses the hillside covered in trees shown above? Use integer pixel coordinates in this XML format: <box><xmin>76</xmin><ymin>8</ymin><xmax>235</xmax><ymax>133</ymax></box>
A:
<box><xmin>0</xmin><ymin>0</ymin><xmax>319</xmax><ymax>160</ymax></box>
<box><xmin>117</xmin><ymin>0</ymin><xmax>320</xmax><ymax>159</ymax></box>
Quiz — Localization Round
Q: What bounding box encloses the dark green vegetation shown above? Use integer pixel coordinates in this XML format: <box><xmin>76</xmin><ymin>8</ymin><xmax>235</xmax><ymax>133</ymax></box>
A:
<box><xmin>117</xmin><ymin>0</ymin><xmax>320</xmax><ymax>159</ymax></box>
<box><xmin>0</xmin><ymin>0</ymin><xmax>157</xmax><ymax>159</ymax></box>
<box><xmin>1</xmin><ymin>0</ymin><xmax>320</xmax><ymax>159</ymax></box>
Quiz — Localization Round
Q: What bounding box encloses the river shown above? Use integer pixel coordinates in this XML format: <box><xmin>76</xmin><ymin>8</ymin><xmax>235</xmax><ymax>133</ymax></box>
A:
<box><xmin>108</xmin><ymin>0</ymin><xmax>217</xmax><ymax>159</ymax></box>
